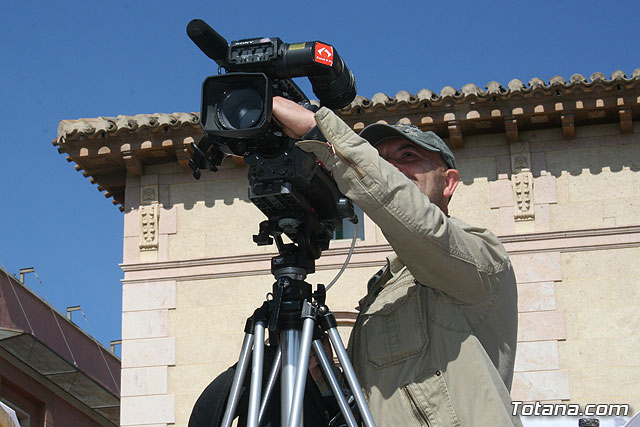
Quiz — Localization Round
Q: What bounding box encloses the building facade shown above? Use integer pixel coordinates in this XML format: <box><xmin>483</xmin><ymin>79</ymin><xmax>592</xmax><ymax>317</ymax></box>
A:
<box><xmin>0</xmin><ymin>268</ymin><xmax>121</xmax><ymax>426</ymax></box>
<box><xmin>56</xmin><ymin>69</ymin><xmax>640</xmax><ymax>426</ymax></box>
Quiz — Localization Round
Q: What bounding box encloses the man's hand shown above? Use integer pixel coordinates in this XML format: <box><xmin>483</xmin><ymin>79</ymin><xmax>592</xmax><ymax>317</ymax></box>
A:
<box><xmin>272</xmin><ymin>96</ymin><xmax>317</xmax><ymax>139</ymax></box>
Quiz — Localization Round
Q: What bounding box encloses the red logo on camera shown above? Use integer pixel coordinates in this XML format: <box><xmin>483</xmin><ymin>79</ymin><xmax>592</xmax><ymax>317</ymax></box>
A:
<box><xmin>314</xmin><ymin>42</ymin><xmax>334</xmax><ymax>66</ymax></box>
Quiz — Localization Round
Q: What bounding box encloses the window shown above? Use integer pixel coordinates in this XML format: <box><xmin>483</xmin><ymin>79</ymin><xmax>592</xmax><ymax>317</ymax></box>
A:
<box><xmin>333</xmin><ymin>205</ymin><xmax>364</xmax><ymax>240</ymax></box>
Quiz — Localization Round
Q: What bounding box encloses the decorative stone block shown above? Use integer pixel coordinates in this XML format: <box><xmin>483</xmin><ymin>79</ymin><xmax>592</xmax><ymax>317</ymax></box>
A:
<box><xmin>140</xmin><ymin>204</ymin><xmax>159</xmax><ymax>251</ymax></box>
<box><xmin>512</xmin><ymin>171</ymin><xmax>535</xmax><ymax>221</ymax></box>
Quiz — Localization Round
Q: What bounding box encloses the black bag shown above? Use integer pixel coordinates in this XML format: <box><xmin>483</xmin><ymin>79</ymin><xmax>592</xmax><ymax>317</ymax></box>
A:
<box><xmin>188</xmin><ymin>344</ymin><xmax>343</xmax><ymax>427</ymax></box>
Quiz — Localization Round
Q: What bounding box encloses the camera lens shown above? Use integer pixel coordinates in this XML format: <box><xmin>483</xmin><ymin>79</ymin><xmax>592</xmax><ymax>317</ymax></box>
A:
<box><xmin>217</xmin><ymin>88</ymin><xmax>264</xmax><ymax>130</ymax></box>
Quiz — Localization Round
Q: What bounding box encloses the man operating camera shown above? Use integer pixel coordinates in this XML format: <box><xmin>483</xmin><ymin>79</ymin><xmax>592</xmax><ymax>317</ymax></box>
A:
<box><xmin>272</xmin><ymin>96</ymin><xmax>522</xmax><ymax>427</ymax></box>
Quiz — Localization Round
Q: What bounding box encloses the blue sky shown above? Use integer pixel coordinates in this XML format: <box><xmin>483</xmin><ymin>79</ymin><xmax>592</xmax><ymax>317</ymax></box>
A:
<box><xmin>1</xmin><ymin>0</ymin><xmax>638</xmax><ymax>356</ymax></box>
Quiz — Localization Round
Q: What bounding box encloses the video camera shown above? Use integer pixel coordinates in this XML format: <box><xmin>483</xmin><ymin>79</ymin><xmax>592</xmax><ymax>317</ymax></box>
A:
<box><xmin>187</xmin><ymin>19</ymin><xmax>357</xmax><ymax>268</ymax></box>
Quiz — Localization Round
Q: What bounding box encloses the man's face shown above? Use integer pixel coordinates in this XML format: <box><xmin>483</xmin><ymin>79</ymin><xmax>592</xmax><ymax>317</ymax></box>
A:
<box><xmin>375</xmin><ymin>137</ymin><xmax>449</xmax><ymax>210</ymax></box>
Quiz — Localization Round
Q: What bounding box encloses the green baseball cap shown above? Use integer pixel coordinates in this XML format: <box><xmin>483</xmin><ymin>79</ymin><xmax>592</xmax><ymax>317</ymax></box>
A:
<box><xmin>360</xmin><ymin>122</ymin><xmax>457</xmax><ymax>169</ymax></box>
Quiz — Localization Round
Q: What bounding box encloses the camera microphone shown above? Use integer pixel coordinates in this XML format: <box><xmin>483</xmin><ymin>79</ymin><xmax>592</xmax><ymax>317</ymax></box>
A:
<box><xmin>187</xmin><ymin>19</ymin><xmax>229</xmax><ymax>66</ymax></box>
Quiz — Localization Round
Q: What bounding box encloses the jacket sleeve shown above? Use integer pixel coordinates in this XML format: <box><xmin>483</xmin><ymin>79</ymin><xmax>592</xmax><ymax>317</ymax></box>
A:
<box><xmin>297</xmin><ymin>107</ymin><xmax>510</xmax><ymax>304</ymax></box>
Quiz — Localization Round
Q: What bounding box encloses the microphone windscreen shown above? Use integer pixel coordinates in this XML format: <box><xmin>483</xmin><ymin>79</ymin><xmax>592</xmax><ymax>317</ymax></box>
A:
<box><xmin>187</xmin><ymin>19</ymin><xmax>229</xmax><ymax>62</ymax></box>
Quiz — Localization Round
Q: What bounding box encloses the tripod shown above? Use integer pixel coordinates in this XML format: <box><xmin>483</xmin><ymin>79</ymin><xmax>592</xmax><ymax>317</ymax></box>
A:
<box><xmin>217</xmin><ymin>220</ymin><xmax>376</xmax><ymax>427</ymax></box>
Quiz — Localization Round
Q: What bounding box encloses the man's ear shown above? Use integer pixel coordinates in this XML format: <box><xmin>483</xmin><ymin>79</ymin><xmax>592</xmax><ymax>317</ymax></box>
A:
<box><xmin>443</xmin><ymin>169</ymin><xmax>460</xmax><ymax>201</ymax></box>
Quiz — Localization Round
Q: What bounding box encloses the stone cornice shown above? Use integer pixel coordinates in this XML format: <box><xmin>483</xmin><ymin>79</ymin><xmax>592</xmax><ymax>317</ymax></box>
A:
<box><xmin>120</xmin><ymin>225</ymin><xmax>640</xmax><ymax>283</ymax></box>
<box><xmin>55</xmin><ymin>69</ymin><xmax>640</xmax><ymax>208</ymax></box>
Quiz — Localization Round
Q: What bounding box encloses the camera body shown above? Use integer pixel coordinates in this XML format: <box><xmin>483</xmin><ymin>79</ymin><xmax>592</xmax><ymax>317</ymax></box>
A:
<box><xmin>187</xmin><ymin>20</ymin><xmax>357</xmax><ymax>265</ymax></box>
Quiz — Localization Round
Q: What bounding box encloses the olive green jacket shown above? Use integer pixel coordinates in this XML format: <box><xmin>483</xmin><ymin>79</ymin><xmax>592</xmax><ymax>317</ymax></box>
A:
<box><xmin>298</xmin><ymin>108</ymin><xmax>522</xmax><ymax>426</ymax></box>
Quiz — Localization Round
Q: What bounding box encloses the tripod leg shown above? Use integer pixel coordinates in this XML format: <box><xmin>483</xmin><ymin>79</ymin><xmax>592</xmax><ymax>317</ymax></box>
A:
<box><xmin>258</xmin><ymin>346</ymin><xmax>282</xmax><ymax>426</ymax></box>
<box><xmin>221</xmin><ymin>333</ymin><xmax>254</xmax><ymax>427</ymax></box>
<box><xmin>327</xmin><ymin>327</ymin><xmax>377</xmax><ymax>427</ymax></box>
<box><xmin>288</xmin><ymin>315</ymin><xmax>315</xmax><ymax>427</ymax></box>
<box><xmin>312</xmin><ymin>338</ymin><xmax>358</xmax><ymax>427</ymax></box>
<box><xmin>280</xmin><ymin>329</ymin><xmax>300</xmax><ymax>427</ymax></box>
<box><xmin>248</xmin><ymin>320</ymin><xmax>266</xmax><ymax>427</ymax></box>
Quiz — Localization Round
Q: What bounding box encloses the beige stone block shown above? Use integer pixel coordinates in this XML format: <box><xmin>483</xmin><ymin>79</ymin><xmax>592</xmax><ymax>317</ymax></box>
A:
<box><xmin>175</xmin><ymin>333</ymin><xmax>244</xmax><ymax>366</ymax></box>
<box><xmin>175</xmin><ymin>276</ymin><xmax>273</xmax><ymax>310</ymax></box>
<box><xmin>574</xmin><ymin>123</ymin><xmax>621</xmax><ymax>139</ymax></box>
<box><xmin>124</xmin><ymin>236</ymin><xmax>140</xmax><ymax>264</ymax></box>
<box><xmin>576</xmin><ymin>366</ymin><xmax>640</xmax><ymax>403</ymax></box>
<box><xmin>545</xmin><ymin>147</ymin><xmax>599</xmax><ymax>178</ymax></box>
<box><xmin>159</xmin><ymin>206</ymin><xmax>177</xmax><ymax>235</ymax></box>
<box><xmin>514</xmin><ymin>220</ymin><xmax>535</xmax><ymax>234</ymax></box>
<box><xmin>121</xmin><ymin>366</ymin><xmax>168</xmax><ymax>396</ymax></box>
<box><xmin>124</xmin><ymin>210</ymin><xmax>140</xmax><ymax>237</ymax></box>
<box><xmin>554</xmin><ymin>173</ymin><xmax>569</xmax><ymax>204</ymax></box>
<box><xmin>533</xmin><ymin>203</ymin><xmax>550</xmax><ymax>232</ymax></box>
<box><xmin>557</xmin><ymin>337</ymin><xmax>640</xmax><ymax>372</ymax></box>
<box><xmin>207</xmin><ymin>304</ymin><xmax>260</xmax><ymax>333</ymax></box>
<box><xmin>511</xmin><ymin>370</ymin><xmax>570</xmax><ymax>401</ymax></box>
<box><xmin>560</xmin><ymin>248</ymin><xmax>640</xmax><ymax>282</ymax></box>
<box><xmin>489</xmin><ymin>179</ymin><xmax>513</xmax><ymax>208</ymax></box>
<box><xmin>169</xmin><ymin>306</ymin><xmax>208</xmax><ymax>337</ymax></box>
<box><xmin>517</xmin><ymin>282</ymin><xmax>556</xmax><ymax>312</ymax></box>
<box><xmin>598</xmin><ymin>142</ymin><xmax>640</xmax><ymax>171</ymax></box>
<box><xmin>122</xmin><ymin>310</ymin><xmax>169</xmax><ymax>340</ymax></box>
<box><xmin>533</xmin><ymin>174</ymin><xmax>556</xmax><ymax>204</ymax></box>
<box><xmin>603</xmin><ymin>198</ymin><xmax>640</xmax><ymax>227</ymax></box>
<box><xmin>157</xmin><ymin>234</ymin><xmax>169</xmax><ymax>262</ymax></box>
<box><xmin>139</xmin><ymin>250</ymin><xmax>157</xmax><ymax>263</ymax></box>
<box><xmin>520</xmin><ymin>127</ymin><xmax>564</xmax><ymax>144</ymax></box>
<box><xmin>125</xmin><ymin>184</ymin><xmax>141</xmax><ymax>210</ymax></box>
<box><xmin>120</xmin><ymin>394</ymin><xmax>175</xmax><ymax>425</ymax></box>
<box><xmin>518</xmin><ymin>311</ymin><xmax>566</xmax><ymax>342</ymax></box>
<box><xmin>514</xmin><ymin>341</ymin><xmax>560</xmax><ymax>372</ymax></box>
<box><xmin>126</xmin><ymin>175</ymin><xmax>141</xmax><ymax>188</ymax></box>
<box><xmin>174</xmin><ymin>392</ymin><xmax>203</xmax><ymax>426</ymax></box>
<box><xmin>456</xmin><ymin>156</ymin><xmax>498</xmax><ymax>183</ymax></box>
<box><xmin>159</xmin><ymin>184</ymin><xmax>170</xmax><ymax>208</ymax></box>
<box><xmin>496</xmin><ymin>154</ymin><xmax>511</xmax><ymax>178</ymax></box>
<box><xmin>499</xmin><ymin>206</ymin><xmax>516</xmax><ymax>235</ymax></box>
<box><xmin>170</xmin><ymin>182</ymin><xmax>205</xmax><ymax>209</ymax></box>
<box><xmin>450</xmin><ymin>181</ymin><xmax>500</xmax><ymax>232</ymax></box>
<box><xmin>123</xmin><ymin>281</ymin><xmax>176</xmax><ymax>312</ymax></box>
<box><xmin>140</xmin><ymin>174</ymin><xmax>159</xmax><ymax>187</ymax></box>
<box><xmin>122</xmin><ymin>337</ymin><xmax>176</xmax><ymax>368</ymax></box>
<box><xmin>530</xmin><ymin>151</ymin><xmax>547</xmax><ymax>176</ymax></box>
<box><xmin>567</xmin><ymin>168</ymin><xmax>635</xmax><ymax>203</ymax></box>
<box><xmin>549</xmin><ymin>200</ymin><xmax>604</xmax><ymax>231</ymax></box>
<box><xmin>573</xmin><ymin>306</ymin><xmax>640</xmax><ymax>341</ymax></box>
<box><xmin>168</xmin><ymin>363</ymin><xmax>229</xmax><ymax>394</ymax></box>
<box><xmin>511</xmin><ymin>252</ymin><xmax>561</xmax><ymax>283</ymax></box>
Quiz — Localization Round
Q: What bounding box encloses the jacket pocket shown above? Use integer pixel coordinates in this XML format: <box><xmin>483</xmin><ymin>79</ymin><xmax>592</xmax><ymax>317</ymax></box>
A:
<box><xmin>402</xmin><ymin>371</ymin><xmax>462</xmax><ymax>427</ymax></box>
<box><xmin>362</xmin><ymin>282</ymin><xmax>429</xmax><ymax>368</ymax></box>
